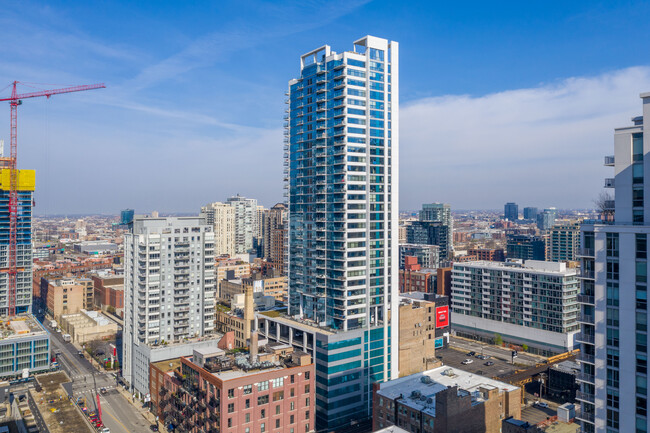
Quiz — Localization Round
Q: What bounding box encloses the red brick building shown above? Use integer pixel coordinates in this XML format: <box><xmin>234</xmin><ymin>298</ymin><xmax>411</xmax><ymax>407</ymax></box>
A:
<box><xmin>399</xmin><ymin>257</ymin><xmax>435</xmax><ymax>293</ymax></box>
<box><xmin>150</xmin><ymin>341</ymin><xmax>315</xmax><ymax>433</ymax></box>
<box><xmin>436</xmin><ymin>267</ymin><xmax>452</xmax><ymax>296</ymax></box>
<box><xmin>467</xmin><ymin>248</ymin><xmax>505</xmax><ymax>262</ymax></box>
<box><xmin>91</xmin><ymin>274</ymin><xmax>124</xmax><ymax>313</ymax></box>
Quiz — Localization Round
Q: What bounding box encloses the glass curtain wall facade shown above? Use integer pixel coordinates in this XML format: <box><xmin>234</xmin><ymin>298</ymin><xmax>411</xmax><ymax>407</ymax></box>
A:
<box><xmin>286</xmin><ymin>35</ymin><xmax>399</xmax><ymax>335</ymax></box>
<box><xmin>284</xmin><ymin>35</ymin><xmax>399</xmax><ymax>430</ymax></box>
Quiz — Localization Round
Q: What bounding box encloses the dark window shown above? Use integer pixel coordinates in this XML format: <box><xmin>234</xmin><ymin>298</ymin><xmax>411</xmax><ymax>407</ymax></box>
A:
<box><xmin>638</xmin><ymin>234</ymin><xmax>648</xmax><ymax>259</ymax></box>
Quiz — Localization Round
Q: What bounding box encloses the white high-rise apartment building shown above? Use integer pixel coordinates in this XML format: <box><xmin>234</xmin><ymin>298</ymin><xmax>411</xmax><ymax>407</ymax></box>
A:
<box><xmin>227</xmin><ymin>195</ymin><xmax>258</xmax><ymax>254</ymax></box>
<box><xmin>200</xmin><ymin>202</ymin><xmax>235</xmax><ymax>257</ymax></box>
<box><xmin>577</xmin><ymin>94</ymin><xmax>650</xmax><ymax>433</ymax></box>
<box><xmin>122</xmin><ymin>217</ymin><xmax>216</xmax><ymax>395</ymax></box>
<box><xmin>451</xmin><ymin>260</ymin><xmax>579</xmax><ymax>355</ymax></box>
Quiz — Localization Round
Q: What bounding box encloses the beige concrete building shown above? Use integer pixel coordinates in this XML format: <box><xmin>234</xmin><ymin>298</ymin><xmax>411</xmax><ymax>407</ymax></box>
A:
<box><xmin>259</xmin><ymin>275</ymin><xmax>287</xmax><ymax>301</ymax></box>
<box><xmin>46</xmin><ymin>278</ymin><xmax>85</xmax><ymax>319</ymax></box>
<box><xmin>220</xmin><ymin>274</ymin><xmax>287</xmax><ymax>305</ymax></box>
<box><xmin>215</xmin><ymin>284</ymin><xmax>255</xmax><ymax>348</ymax></box>
<box><xmin>215</xmin><ymin>259</ymin><xmax>250</xmax><ymax>298</ymax></box>
<box><xmin>398</xmin><ymin>296</ymin><xmax>439</xmax><ymax>377</ymax></box>
<box><xmin>200</xmin><ymin>202</ymin><xmax>236</xmax><ymax>257</ymax></box>
<box><xmin>78</xmin><ymin>277</ymin><xmax>94</xmax><ymax>310</ymax></box>
<box><xmin>59</xmin><ymin>309</ymin><xmax>118</xmax><ymax>343</ymax></box>
<box><xmin>219</xmin><ymin>279</ymin><xmax>245</xmax><ymax>304</ymax></box>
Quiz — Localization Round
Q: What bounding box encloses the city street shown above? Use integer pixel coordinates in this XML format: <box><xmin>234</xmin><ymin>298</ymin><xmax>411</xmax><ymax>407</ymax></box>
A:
<box><xmin>448</xmin><ymin>336</ymin><xmax>546</xmax><ymax>366</ymax></box>
<box><xmin>48</xmin><ymin>321</ymin><xmax>153</xmax><ymax>433</ymax></box>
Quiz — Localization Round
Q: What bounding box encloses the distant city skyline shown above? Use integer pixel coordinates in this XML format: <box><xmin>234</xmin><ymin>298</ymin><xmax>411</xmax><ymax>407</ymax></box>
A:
<box><xmin>3</xmin><ymin>1</ymin><xmax>650</xmax><ymax>214</ymax></box>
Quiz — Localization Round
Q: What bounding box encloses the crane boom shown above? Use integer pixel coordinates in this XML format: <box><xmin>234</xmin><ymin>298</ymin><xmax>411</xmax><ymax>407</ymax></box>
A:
<box><xmin>0</xmin><ymin>83</ymin><xmax>106</xmax><ymax>102</ymax></box>
<box><xmin>1</xmin><ymin>81</ymin><xmax>105</xmax><ymax>316</ymax></box>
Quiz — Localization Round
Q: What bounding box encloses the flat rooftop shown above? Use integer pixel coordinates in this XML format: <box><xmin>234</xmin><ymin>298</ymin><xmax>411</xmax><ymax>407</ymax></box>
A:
<box><xmin>34</xmin><ymin>372</ymin><xmax>91</xmax><ymax>433</ymax></box>
<box><xmin>257</xmin><ymin>311</ymin><xmax>335</xmax><ymax>335</ymax></box>
<box><xmin>454</xmin><ymin>259</ymin><xmax>576</xmax><ymax>275</ymax></box>
<box><xmin>0</xmin><ymin>315</ymin><xmax>47</xmax><ymax>341</ymax></box>
<box><xmin>552</xmin><ymin>360</ymin><xmax>580</xmax><ymax>375</ymax></box>
<box><xmin>152</xmin><ymin>358</ymin><xmax>183</xmax><ymax>374</ymax></box>
<box><xmin>376</xmin><ymin>365</ymin><xmax>519</xmax><ymax>418</ymax></box>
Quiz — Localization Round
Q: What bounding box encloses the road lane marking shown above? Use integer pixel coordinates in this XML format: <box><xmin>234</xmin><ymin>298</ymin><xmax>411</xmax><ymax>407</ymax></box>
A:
<box><xmin>102</xmin><ymin>398</ymin><xmax>132</xmax><ymax>433</ymax></box>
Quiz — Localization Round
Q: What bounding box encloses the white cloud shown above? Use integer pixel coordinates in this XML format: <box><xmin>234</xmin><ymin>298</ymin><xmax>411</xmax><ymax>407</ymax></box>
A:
<box><xmin>400</xmin><ymin>66</ymin><xmax>650</xmax><ymax>210</ymax></box>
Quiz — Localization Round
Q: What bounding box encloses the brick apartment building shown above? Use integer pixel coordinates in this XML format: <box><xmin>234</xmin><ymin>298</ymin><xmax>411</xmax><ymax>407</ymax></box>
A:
<box><xmin>41</xmin><ymin>276</ymin><xmax>94</xmax><ymax>318</ymax></box>
<box><xmin>373</xmin><ymin>366</ymin><xmax>521</xmax><ymax>433</ymax></box>
<box><xmin>435</xmin><ymin>268</ymin><xmax>452</xmax><ymax>296</ymax></box>
<box><xmin>91</xmin><ymin>274</ymin><xmax>124</xmax><ymax>315</ymax></box>
<box><xmin>150</xmin><ymin>338</ymin><xmax>315</xmax><ymax>433</ymax></box>
<box><xmin>399</xmin><ymin>257</ymin><xmax>435</xmax><ymax>293</ymax></box>
<box><xmin>467</xmin><ymin>248</ymin><xmax>505</xmax><ymax>262</ymax></box>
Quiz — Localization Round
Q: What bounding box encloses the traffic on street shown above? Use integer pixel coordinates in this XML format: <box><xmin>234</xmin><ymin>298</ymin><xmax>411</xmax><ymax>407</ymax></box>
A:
<box><xmin>46</xmin><ymin>318</ymin><xmax>153</xmax><ymax>433</ymax></box>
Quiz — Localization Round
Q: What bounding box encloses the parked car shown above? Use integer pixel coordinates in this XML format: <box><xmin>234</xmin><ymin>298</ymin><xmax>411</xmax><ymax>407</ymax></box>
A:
<box><xmin>484</xmin><ymin>361</ymin><xmax>495</xmax><ymax>366</ymax></box>
<box><xmin>461</xmin><ymin>359</ymin><xmax>473</xmax><ymax>365</ymax></box>
<box><xmin>535</xmin><ymin>401</ymin><xmax>549</xmax><ymax>409</ymax></box>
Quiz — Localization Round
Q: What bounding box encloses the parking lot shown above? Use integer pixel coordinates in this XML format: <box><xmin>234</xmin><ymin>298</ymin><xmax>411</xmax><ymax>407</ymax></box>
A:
<box><xmin>436</xmin><ymin>347</ymin><xmax>517</xmax><ymax>378</ymax></box>
<box><xmin>521</xmin><ymin>401</ymin><xmax>558</xmax><ymax>424</ymax></box>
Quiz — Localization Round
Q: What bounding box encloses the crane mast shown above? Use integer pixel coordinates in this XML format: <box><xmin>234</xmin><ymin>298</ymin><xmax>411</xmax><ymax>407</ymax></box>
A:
<box><xmin>0</xmin><ymin>81</ymin><xmax>105</xmax><ymax>316</ymax></box>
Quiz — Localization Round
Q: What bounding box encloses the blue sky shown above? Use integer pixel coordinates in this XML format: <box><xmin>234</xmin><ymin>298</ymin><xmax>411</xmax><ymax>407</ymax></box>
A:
<box><xmin>2</xmin><ymin>0</ymin><xmax>650</xmax><ymax>214</ymax></box>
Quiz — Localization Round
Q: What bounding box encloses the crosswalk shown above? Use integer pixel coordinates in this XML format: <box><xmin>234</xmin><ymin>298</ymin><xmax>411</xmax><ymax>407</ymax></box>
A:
<box><xmin>72</xmin><ymin>385</ymin><xmax>116</xmax><ymax>397</ymax></box>
<box><xmin>70</xmin><ymin>374</ymin><xmax>94</xmax><ymax>380</ymax></box>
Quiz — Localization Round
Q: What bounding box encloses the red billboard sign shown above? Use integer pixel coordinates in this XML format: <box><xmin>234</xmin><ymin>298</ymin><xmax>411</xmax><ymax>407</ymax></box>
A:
<box><xmin>436</xmin><ymin>306</ymin><xmax>449</xmax><ymax>328</ymax></box>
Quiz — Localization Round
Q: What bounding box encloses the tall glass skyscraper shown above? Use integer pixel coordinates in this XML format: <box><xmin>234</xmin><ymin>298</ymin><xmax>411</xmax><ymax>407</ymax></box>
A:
<box><xmin>287</xmin><ymin>35</ymin><xmax>398</xmax><ymax>334</ymax></box>
<box><xmin>282</xmin><ymin>35</ymin><xmax>399</xmax><ymax>430</ymax></box>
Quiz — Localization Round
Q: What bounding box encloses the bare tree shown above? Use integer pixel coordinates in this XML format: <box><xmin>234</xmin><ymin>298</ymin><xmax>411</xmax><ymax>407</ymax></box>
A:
<box><xmin>594</xmin><ymin>191</ymin><xmax>614</xmax><ymax>218</ymax></box>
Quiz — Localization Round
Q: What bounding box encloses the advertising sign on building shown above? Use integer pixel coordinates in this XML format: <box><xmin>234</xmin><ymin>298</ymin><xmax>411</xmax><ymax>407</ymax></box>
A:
<box><xmin>436</xmin><ymin>306</ymin><xmax>449</xmax><ymax>328</ymax></box>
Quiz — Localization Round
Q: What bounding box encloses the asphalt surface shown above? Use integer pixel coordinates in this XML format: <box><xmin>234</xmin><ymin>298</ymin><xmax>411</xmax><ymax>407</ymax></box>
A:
<box><xmin>521</xmin><ymin>401</ymin><xmax>559</xmax><ymax>424</ymax></box>
<box><xmin>48</xmin><ymin>320</ymin><xmax>152</xmax><ymax>433</ymax></box>
<box><xmin>436</xmin><ymin>347</ymin><xmax>517</xmax><ymax>378</ymax></box>
<box><xmin>448</xmin><ymin>336</ymin><xmax>545</xmax><ymax>367</ymax></box>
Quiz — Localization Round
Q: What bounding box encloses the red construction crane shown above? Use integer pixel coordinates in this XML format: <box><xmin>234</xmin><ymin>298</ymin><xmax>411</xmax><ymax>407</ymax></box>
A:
<box><xmin>0</xmin><ymin>81</ymin><xmax>105</xmax><ymax>316</ymax></box>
